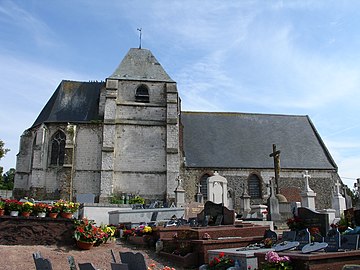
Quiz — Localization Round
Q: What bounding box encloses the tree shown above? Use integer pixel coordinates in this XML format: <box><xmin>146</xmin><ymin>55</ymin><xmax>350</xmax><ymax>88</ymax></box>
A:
<box><xmin>0</xmin><ymin>139</ymin><xmax>10</xmax><ymax>160</ymax></box>
<box><xmin>0</xmin><ymin>168</ymin><xmax>15</xmax><ymax>190</ymax></box>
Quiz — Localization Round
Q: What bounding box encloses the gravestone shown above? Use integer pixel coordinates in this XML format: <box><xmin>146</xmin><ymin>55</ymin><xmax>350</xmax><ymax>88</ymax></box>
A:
<box><xmin>196</xmin><ymin>201</ymin><xmax>235</xmax><ymax>226</ymax></box>
<box><xmin>324</xmin><ymin>228</ymin><xmax>341</xmax><ymax>252</ymax></box>
<box><xmin>184</xmin><ymin>202</ymin><xmax>204</xmax><ymax>220</ymax></box>
<box><xmin>33</xmin><ymin>252</ymin><xmax>53</xmax><ymax>270</ymax></box>
<box><xmin>344</xmin><ymin>186</ymin><xmax>353</xmax><ymax>209</ymax></box>
<box><xmin>214</xmin><ymin>215</ymin><xmax>223</xmax><ymax>226</ymax></box>
<box><xmin>207</xmin><ymin>171</ymin><xmax>228</xmax><ymax>206</ymax></box>
<box><xmin>281</xmin><ymin>231</ymin><xmax>296</xmax><ymax>242</ymax></box>
<box><xmin>119</xmin><ymin>252</ymin><xmax>147</xmax><ymax>270</ymax></box>
<box><xmin>297</xmin><ymin>207</ymin><xmax>329</xmax><ymax>236</ymax></box>
<box><xmin>76</xmin><ymin>193</ymin><xmax>95</xmax><ymax>203</ymax></box>
<box><xmin>341</xmin><ymin>235</ymin><xmax>359</xmax><ymax>250</ymax></box>
<box><xmin>78</xmin><ymin>263</ymin><xmax>97</xmax><ymax>270</ymax></box>
<box><xmin>295</xmin><ymin>229</ymin><xmax>311</xmax><ymax>250</ymax></box>
<box><xmin>332</xmin><ymin>179</ymin><xmax>346</xmax><ymax>218</ymax></box>
<box><xmin>300</xmin><ymin>171</ymin><xmax>316</xmax><ymax>210</ymax></box>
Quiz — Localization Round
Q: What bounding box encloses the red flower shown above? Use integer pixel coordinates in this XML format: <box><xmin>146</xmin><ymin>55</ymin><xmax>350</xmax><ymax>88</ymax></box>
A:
<box><xmin>219</xmin><ymin>252</ymin><xmax>225</xmax><ymax>258</ymax></box>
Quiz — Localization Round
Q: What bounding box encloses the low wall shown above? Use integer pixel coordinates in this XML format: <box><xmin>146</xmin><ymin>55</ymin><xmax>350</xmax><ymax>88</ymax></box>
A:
<box><xmin>81</xmin><ymin>204</ymin><xmax>132</xmax><ymax>225</ymax></box>
<box><xmin>0</xmin><ymin>216</ymin><xmax>74</xmax><ymax>246</ymax></box>
<box><xmin>109</xmin><ymin>207</ymin><xmax>185</xmax><ymax>225</ymax></box>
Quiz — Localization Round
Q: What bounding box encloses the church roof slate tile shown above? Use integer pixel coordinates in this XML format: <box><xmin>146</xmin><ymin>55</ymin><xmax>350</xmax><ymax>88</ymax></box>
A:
<box><xmin>32</xmin><ymin>80</ymin><xmax>104</xmax><ymax>127</ymax></box>
<box><xmin>181</xmin><ymin>111</ymin><xmax>337</xmax><ymax>170</ymax></box>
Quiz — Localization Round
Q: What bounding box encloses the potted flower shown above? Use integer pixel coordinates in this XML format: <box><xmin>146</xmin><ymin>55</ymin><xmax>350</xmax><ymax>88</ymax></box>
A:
<box><xmin>262</xmin><ymin>251</ymin><xmax>292</xmax><ymax>270</ymax></box>
<box><xmin>0</xmin><ymin>200</ymin><xmax>5</xmax><ymax>216</ymax></box>
<box><xmin>33</xmin><ymin>203</ymin><xmax>48</xmax><ymax>217</ymax></box>
<box><xmin>6</xmin><ymin>199</ymin><xmax>22</xmax><ymax>216</ymax></box>
<box><xmin>55</xmin><ymin>199</ymin><xmax>80</xmax><ymax>218</ymax></box>
<box><xmin>47</xmin><ymin>204</ymin><xmax>61</xmax><ymax>218</ymax></box>
<box><xmin>74</xmin><ymin>218</ymin><xmax>101</xmax><ymax>249</ymax></box>
<box><xmin>207</xmin><ymin>252</ymin><xmax>234</xmax><ymax>270</ymax></box>
<box><xmin>21</xmin><ymin>201</ymin><xmax>34</xmax><ymax>217</ymax></box>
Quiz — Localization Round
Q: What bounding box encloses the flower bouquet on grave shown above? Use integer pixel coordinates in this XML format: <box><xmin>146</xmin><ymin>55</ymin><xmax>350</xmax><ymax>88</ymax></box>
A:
<box><xmin>55</xmin><ymin>199</ymin><xmax>80</xmax><ymax>213</ymax></box>
<box><xmin>207</xmin><ymin>252</ymin><xmax>234</xmax><ymax>270</ymax></box>
<box><xmin>5</xmin><ymin>199</ymin><xmax>22</xmax><ymax>213</ymax></box>
<box><xmin>34</xmin><ymin>203</ymin><xmax>49</xmax><ymax>217</ymax></box>
<box><xmin>74</xmin><ymin>218</ymin><xmax>102</xmax><ymax>249</ymax></box>
<box><xmin>262</xmin><ymin>251</ymin><xmax>292</xmax><ymax>270</ymax></box>
<box><xmin>21</xmin><ymin>201</ymin><xmax>34</xmax><ymax>216</ymax></box>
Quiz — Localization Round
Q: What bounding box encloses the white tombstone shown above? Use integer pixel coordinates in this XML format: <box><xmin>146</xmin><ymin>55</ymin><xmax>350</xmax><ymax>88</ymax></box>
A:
<box><xmin>174</xmin><ymin>176</ymin><xmax>185</xmax><ymax>208</ymax></box>
<box><xmin>300</xmin><ymin>170</ymin><xmax>317</xmax><ymax>210</ymax></box>
<box><xmin>331</xmin><ymin>179</ymin><xmax>346</xmax><ymax>218</ymax></box>
<box><xmin>207</xmin><ymin>171</ymin><xmax>228</xmax><ymax>206</ymax></box>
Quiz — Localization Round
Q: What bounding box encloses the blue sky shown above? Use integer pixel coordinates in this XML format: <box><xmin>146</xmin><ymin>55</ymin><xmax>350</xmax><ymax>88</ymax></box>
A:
<box><xmin>0</xmin><ymin>1</ymin><xmax>359</xmax><ymax>188</ymax></box>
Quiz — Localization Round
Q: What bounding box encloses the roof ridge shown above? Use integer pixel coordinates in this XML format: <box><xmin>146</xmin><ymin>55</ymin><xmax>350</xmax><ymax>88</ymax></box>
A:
<box><xmin>181</xmin><ymin>110</ymin><xmax>307</xmax><ymax>118</ymax></box>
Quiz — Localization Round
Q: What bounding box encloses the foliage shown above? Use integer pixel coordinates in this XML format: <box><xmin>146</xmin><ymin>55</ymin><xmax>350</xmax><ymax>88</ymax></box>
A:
<box><xmin>207</xmin><ymin>252</ymin><xmax>234</xmax><ymax>270</ymax></box>
<box><xmin>0</xmin><ymin>168</ymin><xmax>15</xmax><ymax>190</ymax></box>
<box><xmin>286</xmin><ymin>216</ymin><xmax>305</xmax><ymax>231</ymax></box>
<box><xmin>122</xmin><ymin>224</ymin><xmax>153</xmax><ymax>239</ymax></box>
<box><xmin>21</xmin><ymin>201</ymin><xmax>34</xmax><ymax>213</ymax></box>
<box><xmin>129</xmin><ymin>195</ymin><xmax>145</xmax><ymax>205</ymax></box>
<box><xmin>74</xmin><ymin>218</ymin><xmax>102</xmax><ymax>243</ymax></box>
<box><xmin>47</xmin><ymin>205</ymin><xmax>61</xmax><ymax>213</ymax></box>
<box><xmin>0</xmin><ymin>200</ymin><xmax>5</xmax><ymax>209</ymax></box>
<box><xmin>5</xmin><ymin>199</ymin><xmax>22</xmax><ymax>211</ymax></box>
<box><xmin>55</xmin><ymin>199</ymin><xmax>80</xmax><ymax>213</ymax></box>
<box><xmin>262</xmin><ymin>251</ymin><xmax>292</xmax><ymax>270</ymax></box>
<box><xmin>33</xmin><ymin>203</ymin><xmax>48</xmax><ymax>213</ymax></box>
<box><xmin>0</xmin><ymin>139</ymin><xmax>10</xmax><ymax>161</ymax></box>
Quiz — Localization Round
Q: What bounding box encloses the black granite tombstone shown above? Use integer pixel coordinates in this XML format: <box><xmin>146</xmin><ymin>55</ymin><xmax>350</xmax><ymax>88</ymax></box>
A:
<box><xmin>297</xmin><ymin>207</ymin><xmax>329</xmax><ymax>236</ymax></box>
<box><xmin>281</xmin><ymin>231</ymin><xmax>296</xmax><ymax>242</ymax></box>
<box><xmin>33</xmin><ymin>252</ymin><xmax>53</xmax><ymax>270</ymax></box>
<box><xmin>341</xmin><ymin>235</ymin><xmax>359</xmax><ymax>250</ymax></box>
<box><xmin>119</xmin><ymin>252</ymin><xmax>147</xmax><ymax>270</ymax></box>
<box><xmin>196</xmin><ymin>201</ymin><xmax>235</xmax><ymax>226</ymax></box>
<box><xmin>295</xmin><ymin>229</ymin><xmax>311</xmax><ymax>250</ymax></box>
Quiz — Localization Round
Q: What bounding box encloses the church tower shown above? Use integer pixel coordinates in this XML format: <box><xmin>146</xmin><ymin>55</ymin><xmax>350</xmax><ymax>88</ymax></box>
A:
<box><xmin>100</xmin><ymin>48</ymin><xmax>180</xmax><ymax>202</ymax></box>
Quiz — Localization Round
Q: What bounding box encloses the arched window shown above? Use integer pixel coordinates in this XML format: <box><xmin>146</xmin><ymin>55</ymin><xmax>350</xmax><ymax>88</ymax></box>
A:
<box><xmin>248</xmin><ymin>174</ymin><xmax>262</xmax><ymax>199</ymax></box>
<box><xmin>50</xmin><ymin>130</ymin><xmax>66</xmax><ymax>166</ymax></box>
<box><xmin>135</xmin><ymin>85</ymin><xmax>149</xmax><ymax>103</ymax></box>
<box><xmin>199</xmin><ymin>173</ymin><xmax>210</xmax><ymax>201</ymax></box>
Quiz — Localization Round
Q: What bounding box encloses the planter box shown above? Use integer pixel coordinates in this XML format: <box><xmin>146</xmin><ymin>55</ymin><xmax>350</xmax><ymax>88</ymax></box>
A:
<box><xmin>159</xmin><ymin>251</ymin><xmax>198</xmax><ymax>268</ymax></box>
<box><xmin>127</xmin><ymin>235</ymin><xmax>154</xmax><ymax>247</ymax></box>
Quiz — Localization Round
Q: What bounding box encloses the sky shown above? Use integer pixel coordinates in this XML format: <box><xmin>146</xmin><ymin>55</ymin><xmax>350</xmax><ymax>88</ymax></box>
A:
<box><xmin>0</xmin><ymin>0</ymin><xmax>359</xmax><ymax>188</ymax></box>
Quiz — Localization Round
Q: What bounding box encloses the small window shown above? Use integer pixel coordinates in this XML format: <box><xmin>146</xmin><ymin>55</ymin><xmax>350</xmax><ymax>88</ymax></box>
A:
<box><xmin>248</xmin><ymin>174</ymin><xmax>262</xmax><ymax>199</ymax></box>
<box><xmin>50</xmin><ymin>130</ymin><xmax>66</xmax><ymax>166</ymax></box>
<box><xmin>135</xmin><ymin>85</ymin><xmax>149</xmax><ymax>103</ymax></box>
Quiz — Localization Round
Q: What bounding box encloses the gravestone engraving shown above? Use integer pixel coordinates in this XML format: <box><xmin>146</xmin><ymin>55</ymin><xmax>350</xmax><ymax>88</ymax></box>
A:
<box><xmin>295</xmin><ymin>229</ymin><xmax>311</xmax><ymax>250</ymax></box>
<box><xmin>302</xmin><ymin>242</ymin><xmax>328</xmax><ymax>253</ymax></box>
<box><xmin>324</xmin><ymin>228</ymin><xmax>340</xmax><ymax>252</ymax></box>
<box><xmin>184</xmin><ymin>202</ymin><xmax>204</xmax><ymax>220</ymax></box>
<box><xmin>297</xmin><ymin>207</ymin><xmax>329</xmax><ymax>236</ymax></box>
<box><xmin>281</xmin><ymin>231</ymin><xmax>296</xmax><ymax>242</ymax></box>
<box><xmin>341</xmin><ymin>235</ymin><xmax>359</xmax><ymax>250</ymax></box>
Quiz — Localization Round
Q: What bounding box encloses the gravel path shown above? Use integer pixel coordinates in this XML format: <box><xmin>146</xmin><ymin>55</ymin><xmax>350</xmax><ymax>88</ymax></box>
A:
<box><xmin>0</xmin><ymin>240</ymin><xmax>189</xmax><ymax>270</ymax></box>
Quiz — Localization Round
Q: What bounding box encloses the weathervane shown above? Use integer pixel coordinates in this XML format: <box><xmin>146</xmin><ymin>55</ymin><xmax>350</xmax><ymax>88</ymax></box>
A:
<box><xmin>137</xmin><ymin>28</ymin><xmax>142</xmax><ymax>49</ymax></box>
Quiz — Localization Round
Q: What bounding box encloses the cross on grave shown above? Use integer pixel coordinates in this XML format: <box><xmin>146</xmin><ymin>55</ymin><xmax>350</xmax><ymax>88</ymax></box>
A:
<box><xmin>303</xmin><ymin>170</ymin><xmax>314</xmax><ymax>192</ymax></box>
<box><xmin>176</xmin><ymin>176</ymin><xmax>183</xmax><ymax>189</ymax></box>
<box><xmin>196</xmin><ymin>182</ymin><xmax>202</xmax><ymax>194</ymax></box>
<box><xmin>241</xmin><ymin>182</ymin><xmax>249</xmax><ymax>196</ymax></box>
<box><xmin>269</xmin><ymin>144</ymin><xmax>281</xmax><ymax>194</ymax></box>
<box><xmin>334</xmin><ymin>179</ymin><xmax>342</xmax><ymax>195</ymax></box>
<box><xmin>269</xmin><ymin>177</ymin><xmax>277</xmax><ymax>198</ymax></box>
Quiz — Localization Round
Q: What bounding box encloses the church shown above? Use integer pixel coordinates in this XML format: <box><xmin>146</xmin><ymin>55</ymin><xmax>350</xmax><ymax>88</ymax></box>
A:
<box><xmin>14</xmin><ymin>48</ymin><xmax>340</xmax><ymax>211</ymax></box>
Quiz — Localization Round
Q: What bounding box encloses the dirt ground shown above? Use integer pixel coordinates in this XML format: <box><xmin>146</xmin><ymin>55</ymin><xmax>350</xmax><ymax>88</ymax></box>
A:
<box><xmin>0</xmin><ymin>240</ymin><xmax>188</xmax><ymax>270</ymax></box>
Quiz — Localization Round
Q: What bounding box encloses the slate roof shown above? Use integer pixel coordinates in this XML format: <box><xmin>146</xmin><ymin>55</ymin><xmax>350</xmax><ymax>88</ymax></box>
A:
<box><xmin>32</xmin><ymin>80</ymin><xmax>104</xmax><ymax>127</ymax></box>
<box><xmin>109</xmin><ymin>48</ymin><xmax>174</xmax><ymax>82</ymax></box>
<box><xmin>181</xmin><ymin>111</ymin><xmax>337</xmax><ymax>170</ymax></box>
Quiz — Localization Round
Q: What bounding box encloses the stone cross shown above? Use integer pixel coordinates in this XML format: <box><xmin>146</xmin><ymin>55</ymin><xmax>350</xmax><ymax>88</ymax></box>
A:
<box><xmin>334</xmin><ymin>179</ymin><xmax>342</xmax><ymax>195</ymax></box>
<box><xmin>196</xmin><ymin>182</ymin><xmax>202</xmax><ymax>194</ymax></box>
<box><xmin>241</xmin><ymin>182</ymin><xmax>249</xmax><ymax>196</ymax></box>
<box><xmin>269</xmin><ymin>144</ymin><xmax>281</xmax><ymax>194</ymax></box>
<box><xmin>176</xmin><ymin>175</ymin><xmax>183</xmax><ymax>189</ymax></box>
<box><xmin>303</xmin><ymin>170</ymin><xmax>313</xmax><ymax>192</ymax></box>
<box><xmin>270</xmin><ymin>177</ymin><xmax>277</xmax><ymax>198</ymax></box>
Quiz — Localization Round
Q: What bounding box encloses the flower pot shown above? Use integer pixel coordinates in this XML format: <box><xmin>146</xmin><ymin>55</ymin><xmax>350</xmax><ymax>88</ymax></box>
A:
<box><xmin>0</xmin><ymin>209</ymin><xmax>5</xmax><ymax>216</ymax></box>
<box><xmin>60</xmin><ymin>212</ymin><xmax>73</xmax><ymax>219</ymax></box>
<box><xmin>37</xmin><ymin>212</ymin><xmax>46</xmax><ymax>218</ymax></box>
<box><xmin>21</xmin><ymin>212</ymin><xmax>31</xmax><ymax>217</ymax></box>
<box><xmin>49</xmin><ymin>212</ymin><xmax>58</xmax><ymax>219</ymax></box>
<box><xmin>10</xmin><ymin>211</ymin><xmax>19</xmax><ymax>217</ymax></box>
<box><xmin>76</xmin><ymin>241</ymin><xmax>94</xmax><ymax>250</ymax></box>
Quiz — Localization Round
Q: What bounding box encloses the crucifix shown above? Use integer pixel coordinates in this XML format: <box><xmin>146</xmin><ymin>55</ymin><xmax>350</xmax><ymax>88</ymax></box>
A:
<box><xmin>196</xmin><ymin>182</ymin><xmax>202</xmax><ymax>194</ymax></box>
<box><xmin>334</xmin><ymin>179</ymin><xmax>342</xmax><ymax>195</ymax></box>
<box><xmin>137</xmin><ymin>28</ymin><xmax>142</xmax><ymax>49</ymax></box>
<box><xmin>269</xmin><ymin>144</ymin><xmax>281</xmax><ymax>194</ymax></box>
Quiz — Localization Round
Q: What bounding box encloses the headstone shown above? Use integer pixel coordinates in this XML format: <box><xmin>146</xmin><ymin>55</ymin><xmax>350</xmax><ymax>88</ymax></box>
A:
<box><xmin>300</xmin><ymin>171</ymin><xmax>317</xmax><ymax>210</ymax></box>
<box><xmin>344</xmin><ymin>185</ymin><xmax>353</xmax><ymax>209</ymax></box>
<box><xmin>295</xmin><ymin>229</ymin><xmax>311</xmax><ymax>250</ymax></box>
<box><xmin>207</xmin><ymin>171</ymin><xmax>228</xmax><ymax>205</ymax></box>
<box><xmin>297</xmin><ymin>207</ymin><xmax>329</xmax><ymax>236</ymax></box>
<box><xmin>341</xmin><ymin>235</ymin><xmax>359</xmax><ymax>250</ymax></box>
<box><xmin>302</xmin><ymin>242</ymin><xmax>328</xmax><ymax>253</ymax></box>
<box><xmin>240</xmin><ymin>182</ymin><xmax>251</xmax><ymax>215</ymax></box>
<box><xmin>214</xmin><ymin>215</ymin><xmax>223</xmax><ymax>226</ymax></box>
<box><xmin>249</xmin><ymin>204</ymin><xmax>268</xmax><ymax>220</ymax></box>
<box><xmin>174</xmin><ymin>176</ymin><xmax>185</xmax><ymax>208</ymax></box>
<box><xmin>324</xmin><ymin>228</ymin><xmax>341</xmax><ymax>252</ymax></box>
<box><xmin>268</xmin><ymin>177</ymin><xmax>281</xmax><ymax>221</ymax></box>
<box><xmin>197</xmin><ymin>201</ymin><xmax>235</xmax><ymax>226</ymax></box>
<box><xmin>184</xmin><ymin>202</ymin><xmax>204</xmax><ymax>220</ymax></box>
<box><xmin>76</xmin><ymin>193</ymin><xmax>95</xmax><ymax>203</ymax></box>
<box><xmin>195</xmin><ymin>182</ymin><xmax>203</xmax><ymax>203</ymax></box>
<box><xmin>119</xmin><ymin>252</ymin><xmax>147</xmax><ymax>270</ymax></box>
<box><xmin>111</xmin><ymin>263</ymin><xmax>129</xmax><ymax>270</ymax></box>
<box><xmin>281</xmin><ymin>231</ymin><xmax>297</xmax><ymax>242</ymax></box>
<box><xmin>78</xmin><ymin>263</ymin><xmax>97</xmax><ymax>270</ymax></box>
<box><xmin>332</xmin><ymin>179</ymin><xmax>346</xmax><ymax>218</ymax></box>
<box><xmin>33</xmin><ymin>252</ymin><xmax>53</xmax><ymax>270</ymax></box>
